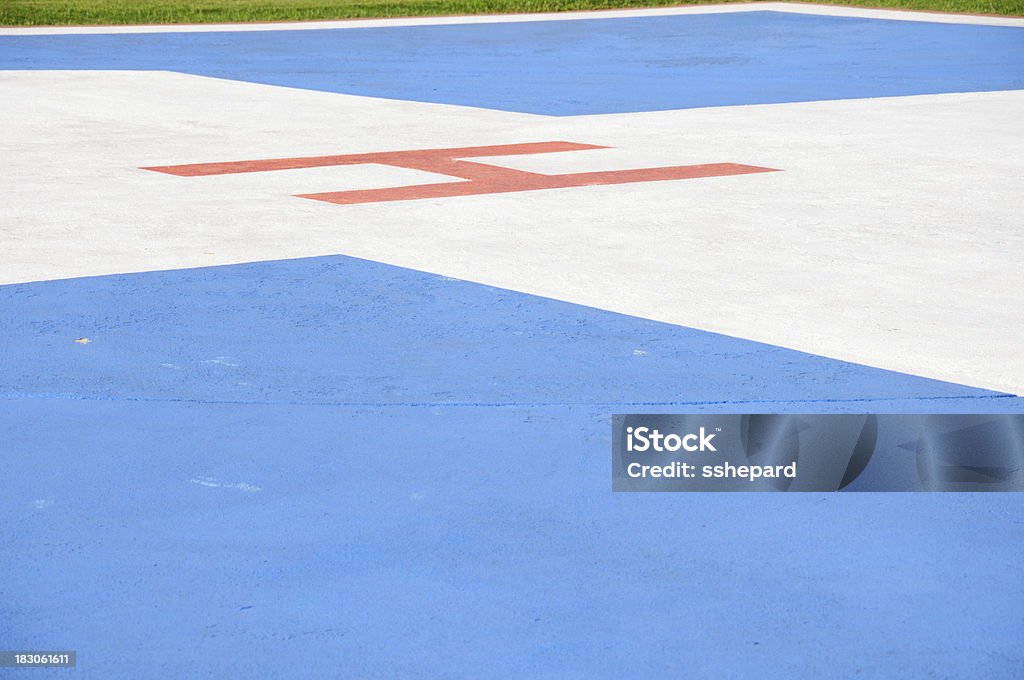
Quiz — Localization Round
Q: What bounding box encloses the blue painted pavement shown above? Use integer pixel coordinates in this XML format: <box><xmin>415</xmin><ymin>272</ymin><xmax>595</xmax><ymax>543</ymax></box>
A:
<box><xmin>1</xmin><ymin>255</ymin><xmax>1019</xmax><ymax>407</ymax></box>
<box><xmin>2</xmin><ymin>11</ymin><xmax>1023</xmax><ymax>114</ymax></box>
<box><xmin>2</xmin><ymin>255</ymin><xmax>1023</xmax><ymax>677</ymax></box>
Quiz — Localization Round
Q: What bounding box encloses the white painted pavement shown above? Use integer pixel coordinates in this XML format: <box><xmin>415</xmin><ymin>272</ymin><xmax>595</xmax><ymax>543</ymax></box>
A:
<box><xmin>2</xmin><ymin>69</ymin><xmax>1022</xmax><ymax>394</ymax></box>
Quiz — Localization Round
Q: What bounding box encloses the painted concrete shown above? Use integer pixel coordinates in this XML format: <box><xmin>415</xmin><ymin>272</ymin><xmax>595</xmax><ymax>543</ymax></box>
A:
<box><xmin>3</xmin><ymin>11</ymin><xmax>1023</xmax><ymax>114</ymax></box>
<box><xmin>3</xmin><ymin>254</ymin><xmax>1017</xmax><ymax>407</ymax></box>
<box><xmin>144</xmin><ymin>142</ymin><xmax>779</xmax><ymax>204</ymax></box>
<box><xmin>2</xmin><ymin>71</ymin><xmax>1021</xmax><ymax>393</ymax></box>
<box><xmin>4</xmin><ymin>399</ymin><xmax>1022</xmax><ymax>678</ymax></box>
<box><xmin>2</xmin><ymin>8</ymin><xmax>1023</xmax><ymax>677</ymax></box>
<box><xmin>3</xmin><ymin>255</ymin><xmax>1023</xmax><ymax>678</ymax></box>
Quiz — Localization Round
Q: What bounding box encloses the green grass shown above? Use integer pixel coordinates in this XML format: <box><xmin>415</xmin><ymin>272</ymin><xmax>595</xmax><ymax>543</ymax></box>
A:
<box><xmin>0</xmin><ymin>0</ymin><xmax>1021</xmax><ymax>25</ymax></box>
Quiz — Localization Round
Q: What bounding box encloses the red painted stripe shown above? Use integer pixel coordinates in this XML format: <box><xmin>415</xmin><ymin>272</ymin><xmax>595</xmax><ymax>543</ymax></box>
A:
<box><xmin>142</xmin><ymin>142</ymin><xmax>606</xmax><ymax>177</ymax></box>
<box><xmin>297</xmin><ymin>163</ymin><xmax>777</xmax><ymax>205</ymax></box>
<box><xmin>141</xmin><ymin>142</ymin><xmax>780</xmax><ymax>206</ymax></box>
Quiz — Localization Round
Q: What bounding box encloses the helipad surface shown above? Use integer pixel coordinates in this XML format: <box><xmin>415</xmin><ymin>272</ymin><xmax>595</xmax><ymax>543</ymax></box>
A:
<box><xmin>1</xmin><ymin>4</ymin><xmax>1022</xmax><ymax>677</ymax></box>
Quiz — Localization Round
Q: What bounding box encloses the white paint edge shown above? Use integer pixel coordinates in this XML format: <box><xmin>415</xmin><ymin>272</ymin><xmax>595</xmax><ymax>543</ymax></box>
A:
<box><xmin>0</xmin><ymin>2</ymin><xmax>1021</xmax><ymax>35</ymax></box>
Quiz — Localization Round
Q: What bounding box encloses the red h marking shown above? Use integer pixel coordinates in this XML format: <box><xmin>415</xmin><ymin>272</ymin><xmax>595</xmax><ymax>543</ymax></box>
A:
<box><xmin>143</xmin><ymin>142</ymin><xmax>779</xmax><ymax>205</ymax></box>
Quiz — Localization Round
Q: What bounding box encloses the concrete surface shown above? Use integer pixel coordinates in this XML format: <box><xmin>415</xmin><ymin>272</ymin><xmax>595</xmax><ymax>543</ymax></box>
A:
<box><xmin>2</xmin><ymin>72</ymin><xmax>1022</xmax><ymax>393</ymax></box>
<box><xmin>1</xmin><ymin>6</ymin><xmax>1022</xmax><ymax>678</ymax></box>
